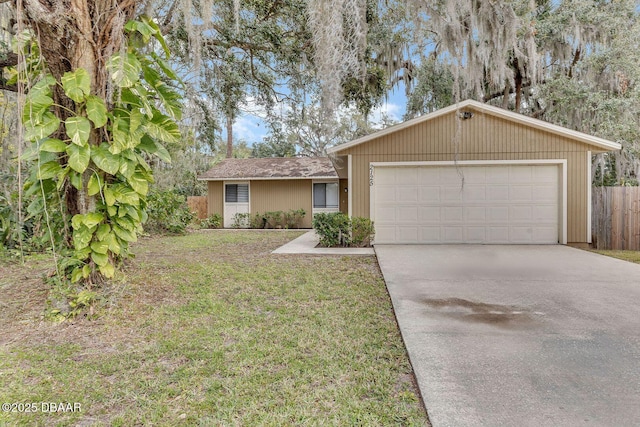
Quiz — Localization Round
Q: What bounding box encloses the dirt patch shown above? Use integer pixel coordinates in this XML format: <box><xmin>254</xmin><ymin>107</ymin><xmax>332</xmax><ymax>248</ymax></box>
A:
<box><xmin>422</xmin><ymin>298</ymin><xmax>534</xmax><ymax>328</ymax></box>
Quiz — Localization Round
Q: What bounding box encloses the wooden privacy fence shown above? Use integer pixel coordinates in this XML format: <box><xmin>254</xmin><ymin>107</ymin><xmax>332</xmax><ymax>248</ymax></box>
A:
<box><xmin>187</xmin><ymin>196</ymin><xmax>208</xmax><ymax>219</ymax></box>
<box><xmin>592</xmin><ymin>187</ymin><xmax>640</xmax><ymax>250</ymax></box>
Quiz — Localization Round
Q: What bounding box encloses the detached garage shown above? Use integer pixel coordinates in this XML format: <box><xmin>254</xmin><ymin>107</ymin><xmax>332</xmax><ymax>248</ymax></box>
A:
<box><xmin>327</xmin><ymin>99</ymin><xmax>621</xmax><ymax>245</ymax></box>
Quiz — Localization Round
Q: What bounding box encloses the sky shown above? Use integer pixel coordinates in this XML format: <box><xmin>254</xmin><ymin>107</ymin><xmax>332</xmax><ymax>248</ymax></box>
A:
<box><xmin>230</xmin><ymin>90</ymin><xmax>409</xmax><ymax>146</ymax></box>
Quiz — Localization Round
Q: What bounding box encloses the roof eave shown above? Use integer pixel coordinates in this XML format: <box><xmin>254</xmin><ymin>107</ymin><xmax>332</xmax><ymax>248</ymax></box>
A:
<box><xmin>197</xmin><ymin>175</ymin><xmax>339</xmax><ymax>181</ymax></box>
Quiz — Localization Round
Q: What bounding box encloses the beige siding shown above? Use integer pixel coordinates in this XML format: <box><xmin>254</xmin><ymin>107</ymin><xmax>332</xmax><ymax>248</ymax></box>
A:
<box><xmin>250</xmin><ymin>180</ymin><xmax>313</xmax><ymax>228</ymax></box>
<box><xmin>340</xmin><ymin>112</ymin><xmax>592</xmax><ymax>243</ymax></box>
<box><xmin>207</xmin><ymin>181</ymin><xmax>224</xmax><ymax>217</ymax></box>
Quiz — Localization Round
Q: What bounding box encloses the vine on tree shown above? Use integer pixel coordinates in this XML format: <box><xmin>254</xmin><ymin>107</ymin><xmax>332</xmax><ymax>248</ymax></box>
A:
<box><xmin>21</xmin><ymin>16</ymin><xmax>181</xmax><ymax>285</ymax></box>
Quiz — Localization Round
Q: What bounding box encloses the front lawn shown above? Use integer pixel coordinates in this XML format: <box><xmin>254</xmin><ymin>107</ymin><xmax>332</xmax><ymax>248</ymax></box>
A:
<box><xmin>0</xmin><ymin>231</ymin><xmax>428</xmax><ymax>426</ymax></box>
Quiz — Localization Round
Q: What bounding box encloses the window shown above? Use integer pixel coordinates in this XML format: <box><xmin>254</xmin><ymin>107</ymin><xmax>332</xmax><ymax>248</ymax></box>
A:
<box><xmin>225</xmin><ymin>184</ymin><xmax>249</xmax><ymax>203</ymax></box>
<box><xmin>313</xmin><ymin>183</ymin><xmax>339</xmax><ymax>209</ymax></box>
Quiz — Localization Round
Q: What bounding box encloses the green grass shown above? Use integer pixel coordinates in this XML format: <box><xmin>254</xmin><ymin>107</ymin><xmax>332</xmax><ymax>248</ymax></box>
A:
<box><xmin>0</xmin><ymin>231</ymin><xmax>428</xmax><ymax>426</ymax></box>
<box><xmin>590</xmin><ymin>249</ymin><xmax>640</xmax><ymax>264</ymax></box>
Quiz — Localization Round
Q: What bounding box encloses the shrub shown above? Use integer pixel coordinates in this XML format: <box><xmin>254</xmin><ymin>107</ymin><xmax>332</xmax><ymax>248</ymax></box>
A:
<box><xmin>264</xmin><ymin>211</ymin><xmax>284</xmax><ymax>228</ymax></box>
<box><xmin>312</xmin><ymin>212</ymin><xmax>374</xmax><ymax>247</ymax></box>
<box><xmin>145</xmin><ymin>190</ymin><xmax>195</xmax><ymax>234</ymax></box>
<box><xmin>349</xmin><ymin>217</ymin><xmax>375</xmax><ymax>247</ymax></box>
<box><xmin>250</xmin><ymin>213</ymin><xmax>266</xmax><ymax>229</ymax></box>
<box><xmin>232</xmin><ymin>213</ymin><xmax>251</xmax><ymax>228</ymax></box>
<box><xmin>200</xmin><ymin>213</ymin><xmax>223</xmax><ymax>229</ymax></box>
<box><xmin>284</xmin><ymin>209</ymin><xmax>306</xmax><ymax>229</ymax></box>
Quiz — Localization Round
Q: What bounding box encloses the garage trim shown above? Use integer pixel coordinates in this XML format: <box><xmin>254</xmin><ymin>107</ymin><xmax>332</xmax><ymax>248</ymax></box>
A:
<box><xmin>369</xmin><ymin>159</ymin><xmax>567</xmax><ymax>244</ymax></box>
<box><xmin>587</xmin><ymin>151</ymin><xmax>592</xmax><ymax>244</ymax></box>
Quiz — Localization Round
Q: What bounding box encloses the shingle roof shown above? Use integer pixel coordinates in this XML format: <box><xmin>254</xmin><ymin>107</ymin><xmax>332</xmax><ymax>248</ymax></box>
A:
<box><xmin>198</xmin><ymin>157</ymin><xmax>338</xmax><ymax>180</ymax></box>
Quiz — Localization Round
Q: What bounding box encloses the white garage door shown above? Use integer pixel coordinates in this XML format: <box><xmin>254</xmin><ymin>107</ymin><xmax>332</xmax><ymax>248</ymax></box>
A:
<box><xmin>372</xmin><ymin>164</ymin><xmax>560</xmax><ymax>244</ymax></box>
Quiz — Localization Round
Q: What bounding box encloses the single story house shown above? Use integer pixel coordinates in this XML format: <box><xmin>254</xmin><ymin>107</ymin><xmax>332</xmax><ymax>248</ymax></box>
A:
<box><xmin>199</xmin><ymin>99</ymin><xmax>621</xmax><ymax>244</ymax></box>
<box><xmin>198</xmin><ymin>156</ymin><xmax>347</xmax><ymax>228</ymax></box>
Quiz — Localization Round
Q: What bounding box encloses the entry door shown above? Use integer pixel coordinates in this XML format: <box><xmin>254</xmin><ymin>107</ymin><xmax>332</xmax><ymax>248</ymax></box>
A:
<box><xmin>372</xmin><ymin>164</ymin><xmax>560</xmax><ymax>244</ymax></box>
<box><xmin>224</xmin><ymin>182</ymin><xmax>249</xmax><ymax>227</ymax></box>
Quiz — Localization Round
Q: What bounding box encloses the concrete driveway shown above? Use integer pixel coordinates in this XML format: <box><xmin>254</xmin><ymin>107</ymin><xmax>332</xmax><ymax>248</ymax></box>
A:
<box><xmin>375</xmin><ymin>245</ymin><xmax>640</xmax><ymax>427</ymax></box>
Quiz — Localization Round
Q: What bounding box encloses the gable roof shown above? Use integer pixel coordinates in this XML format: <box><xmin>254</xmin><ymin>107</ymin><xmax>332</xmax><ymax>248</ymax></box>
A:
<box><xmin>327</xmin><ymin>99</ymin><xmax>621</xmax><ymax>154</ymax></box>
<box><xmin>198</xmin><ymin>157</ymin><xmax>338</xmax><ymax>181</ymax></box>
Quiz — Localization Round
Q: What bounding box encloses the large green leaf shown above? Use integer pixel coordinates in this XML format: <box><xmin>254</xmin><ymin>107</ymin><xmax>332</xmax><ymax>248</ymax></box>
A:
<box><xmin>65</xmin><ymin>116</ymin><xmax>91</xmax><ymax>146</ymax></box>
<box><xmin>72</xmin><ymin>225</ymin><xmax>93</xmax><ymax>250</ymax></box>
<box><xmin>96</xmin><ymin>224</ymin><xmax>111</xmax><ymax>241</ymax></box>
<box><xmin>103</xmin><ymin>186</ymin><xmax>116</xmax><ymax>206</ymax></box>
<box><xmin>61</xmin><ymin>68</ymin><xmax>91</xmax><ymax>103</ymax></box>
<box><xmin>151</xmin><ymin>52</ymin><xmax>179</xmax><ymax>81</ymax></box>
<box><xmin>86</xmin><ymin>95</ymin><xmax>108</xmax><ymax>127</ymax></box>
<box><xmin>118</xmin><ymin>157</ymin><xmax>136</xmax><ymax>178</ymax></box>
<box><xmin>66</xmin><ymin>143</ymin><xmax>90</xmax><ymax>173</ymax></box>
<box><xmin>39</xmin><ymin>138</ymin><xmax>67</xmax><ymax>153</ymax></box>
<box><xmin>107</xmin><ymin>52</ymin><xmax>142</xmax><ymax>88</ymax></box>
<box><xmin>91</xmin><ymin>144</ymin><xmax>120</xmax><ymax>175</ymax></box>
<box><xmin>104</xmin><ymin>232</ymin><xmax>121</xmax><ymax>255</ymax></box>
<box><xmin>37</xmin><ymin>161</ymin><xmax>63</xmax><ymax>180</ymax></box>
<box><xmin>125</xmin><ymin>19</ymin><xmax>155</xmax><ymax>41</ymax></box>
<box><xmin>87</xmin><ymin>173</ymin><xmax>102</xmax><ymax>196</ymax></box>
<box><xmin>29</xmin><ymin>75</ymin><xmax>56</xmax><ymax>97</ymax></box>
<box><xmin>142</xmin><ymin>16</ymin><xmax>170</xmax><ymax>56</ymax></box>
<box><xmin>128</xmin><ymin>173</ymin><xmax>149</xmax><ymax>195</ymax></box>
<box><xmin>69</xmin><ymin>170</ymin><xmax>83</xmax><ymax>190</ymax></box>
<box><xmin>111</xmin><ymin>184</ymin><xmax>139</xmax><ymax>205</ymax></box>
<box><xmin>90</xmin><ymin>240</ymin><xmax>109</xmax><ymax>255</ymax></box>
<box><xmin>154</xmin><ymin>81</ymin><xmax>182</xmax><ymax>120</ymax></box>
<box><xmin>91</xmin><ymin>251</ymin><xmax>109</xmax><ymax>267</ymax></box>
<box><xmin>72</xmin><ymin>212</ymin><xmax>104</xmax><ymax>230</ymax></box>
<box><xmin>143</xmin><ymin>112</ymin><xmax>180</xmax><ymax>143</ymax></box>
<box><xmin>23</xmin><ymin>92</ymin><xmax>54</xmax><ymax>122</ymax></box>
<box><xmin>99</xmin><ymin>262</ymin><xmax>115</xmax><ymax>278</ymax></box>
<box><xmin>137</xmin><ymin>136</ymin><xmax>171</xmax><ymax>163</ymax></box>
<box><xmin>112</xmin><ymin>224</ymin><xmax>137</xmax><ymax>242</ymax></box>
<box><xmin>25</xmin><ymin>112</ymin><xmax>60</xmax><ymax>141</ymax></box>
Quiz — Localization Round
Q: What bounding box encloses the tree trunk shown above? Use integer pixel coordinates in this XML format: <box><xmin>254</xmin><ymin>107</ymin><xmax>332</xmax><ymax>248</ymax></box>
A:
<box><xmin>226</xmin><ymin>114</ymin><xmax>233</xmax><ymax>158</ymax></box>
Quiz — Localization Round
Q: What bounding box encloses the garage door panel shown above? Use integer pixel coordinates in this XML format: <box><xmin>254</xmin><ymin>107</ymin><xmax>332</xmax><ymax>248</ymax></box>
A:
<box><xmin>509</xmin><ymin>166</ymin><xmax>533</xmax><ymax>183</ymax></box>
<box><xmin>419</xmin><ymin>187</ymin><xmax>440</xmax><ymax>202</ymax></box>
<box><xmin>534</xmin><ymin>205</ymin><xmax>557</xmax><ymax>221</ymax></box>
<box><xmin>532</xmin><ymin>184</ymin><xmax>557</xmax><ymax>200</ymax></box>
<box><xmin>487</xmin><ymin>167</ymin><xmax>510</xmax><ymax>183</ymax></box>
<box><xmin>443</xmin><ymin>227</ymin><xmax>464</xmax><ymax>242</ymax></box>
<box><xmin>488</xmin><ymin>227</ymin><xmax>510</xmax><ymax>242</ymax></box>
<box><xmin>509</xmin><ymin>185</ymin><xmax>533</xmax><ymax>201</ymax></box>
<box><xmin>419</xmin><ymin>207</ymin><xmax>440</xmax><ymax>222</ymax></box>
<box><xmin>372</xmin><ymin>164</ymin><xmax>560</xmax><ymax>244</ymax></box>
<box><xmin>443</xmin><ymin>206</ymin><xmax>463</xmax><ymax>221</ymax></box>
<box><xmin>397</xmin><ymin>169</ymin><xmax>418</xmax><ymax>185</ymax></box>
<box><xmin>398</xmin><ymin>187</ymin><xmax>418</xmax><ymax>202</ymax></box>
<box><xmin>465</xmin><ymin>186</ymin><xmax>487</xmax><ymax>201</ymax></box>
<box><xmin>510</xmin><ymin>227</ymin><xmax>534</xmax><ymax>242</ymax></box>
<box><xmin>466</xmin><ymin>227</ymin><xmax>486</xmax><ymax>242</ymax></box>
<box><xmin>376</xmin><ymin>186</ymin><xmax>397</xmax><ymax>202</ymax></box>
<box><xmin>420</xmin><ymin>227</ymin><xmax>441</xmax><ymax>242</ymax></box>
<box><xmin>465</xmin><ymin>206</ymin><xmax>487</xmax><ymax>221</ymax></box>
<box><xmin>510</xmin><ymin>206</ymin><xmax>533</xmax><ymax>221</ymax></box>
<box><xmin>397</xmin><ymin>206</ymin><xmax>418</xmax><ymax>222</ymax></box>
<box><xmin>397</xmin><ymin>227</ymin><xmax>419</xmax><ymax>242</ymax></box>
<box><xmin>487</xmin><ymin>186</ymin><xmax>510</xmax><ymax>201</ymax></box>
<box><xmin>443</xmin><ymin>187</ymin><xmax>464</xmax><ymax>201</ymax></box>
